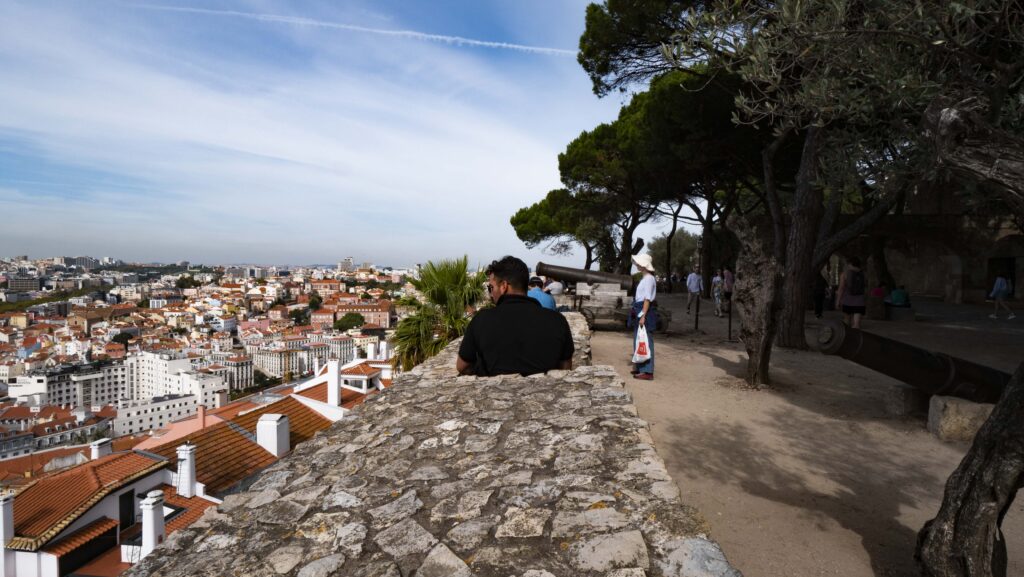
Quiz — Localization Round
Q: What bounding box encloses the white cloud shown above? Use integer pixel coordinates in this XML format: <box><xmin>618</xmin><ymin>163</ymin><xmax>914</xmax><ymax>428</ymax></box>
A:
<box><xmin>0</xmin><ymin>1</ymin><xmax>626</xmax><ymax>266</ymax></box>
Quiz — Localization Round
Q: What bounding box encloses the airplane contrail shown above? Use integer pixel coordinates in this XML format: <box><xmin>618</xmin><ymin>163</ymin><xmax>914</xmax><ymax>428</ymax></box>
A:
<box><xmin>135</xmin><ymin>5</ymin><xmax>577</xmax><ymax>56</ymax></box>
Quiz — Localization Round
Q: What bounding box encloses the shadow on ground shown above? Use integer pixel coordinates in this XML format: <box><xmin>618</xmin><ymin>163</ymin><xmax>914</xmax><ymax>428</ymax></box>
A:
<box><xmin>661</xmin><ymin>402</ymin><xmax>940</xmax><ymax>576</ymax></box>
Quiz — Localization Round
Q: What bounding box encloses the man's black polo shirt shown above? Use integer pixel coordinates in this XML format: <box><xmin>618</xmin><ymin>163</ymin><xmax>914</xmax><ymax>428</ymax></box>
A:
<box><xmin>458</xmin><ymin>294</ymin><xmax>574</xmax><ymax>376</ymax></box>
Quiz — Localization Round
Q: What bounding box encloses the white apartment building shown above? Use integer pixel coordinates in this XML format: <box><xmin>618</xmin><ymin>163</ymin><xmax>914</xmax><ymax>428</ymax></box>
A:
<box><xmin>11</xmin><ymin>362</ymin><xmax>128</xmax><ymax>407</ymax></box>
<box><xmin>125</xmin><ymin>351</ymin><xmax>227</xmax><ymax>409</ymax></box>
<box><xmin>309</xmin><ymin>333</ymin><xmax>355</xmax><ymax>364</ymax></box>
<box><xmin>112</xmin><ymin>394</ymin><xmax>198</xmax><ymax>436</ymax></box>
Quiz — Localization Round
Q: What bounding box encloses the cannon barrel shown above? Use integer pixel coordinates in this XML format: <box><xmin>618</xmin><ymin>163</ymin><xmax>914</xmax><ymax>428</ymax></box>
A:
<box><xmin>535</xmin><ymin>262</ymin><xmax>633</xmax><ymax>291</ymax></box>
<box><xmin>816</xmin><ymin>320</ymin><xmax>1010</xmax><ymax>403</ymax></box>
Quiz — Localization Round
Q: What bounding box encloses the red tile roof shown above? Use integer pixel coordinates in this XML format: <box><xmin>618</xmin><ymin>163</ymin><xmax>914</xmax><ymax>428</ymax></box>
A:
<box><xmin>163</xmin><ymin>484</ymin><xmax>215</xmax><ymax>534</ymax></box>
<box><xmin>9</xmin><ymin>452</ymin><xmax>168</xmax><ymax>551</ymax></box>
<box><xmin>41</xmin><ymin>516</ymin><xmax>118</xmax><ymax>558</ymax></box>
<box><xmin>294</xmin><ymin>383</ymin><xmax>373</xmax><ymax>409</ymax></box>
<box><xmin>231</xmin><ymin>396</ymin><xmax>331</xmax><ymax>449</ymax></box>
<box><xmin>341</xmin><ymin>362</ymin><xmax>381</xmax><ymax>377</ymax></box>
<box><xmin>149</xmin><ymin>423</ymin><xmax>274</xmax><ymax>495</ymax></box>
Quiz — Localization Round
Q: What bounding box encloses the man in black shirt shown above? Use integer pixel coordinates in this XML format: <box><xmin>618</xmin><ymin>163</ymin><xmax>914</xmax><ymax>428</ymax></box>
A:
<box><xmin>457</xmin><ymin>256</ymin><xmax>574</xmax><ymax>376</ymax></box>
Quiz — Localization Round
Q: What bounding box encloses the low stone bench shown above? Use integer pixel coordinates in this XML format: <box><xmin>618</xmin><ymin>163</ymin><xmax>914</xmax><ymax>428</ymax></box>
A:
<box><xmin>927</xmin><ymin>395</ymin><xmax>995</xmax><ymax>442</ymax></box>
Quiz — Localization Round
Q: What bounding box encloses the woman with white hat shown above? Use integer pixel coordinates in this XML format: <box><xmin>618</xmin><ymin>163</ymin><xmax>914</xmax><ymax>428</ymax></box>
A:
<box><xmin>630</xmin><ymin>253</ymin><xmax>658</xmax><ymax>380</ymax></box>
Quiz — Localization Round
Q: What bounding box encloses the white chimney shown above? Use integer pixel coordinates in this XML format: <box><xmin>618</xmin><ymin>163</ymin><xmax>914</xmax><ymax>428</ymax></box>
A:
<box><xmin>1</xmin><ymin>493</ymin><xmax>13</xmax><ymax>544</ymax></box>
<box><xmin>327</xmin><ymin>359</ymin><xmax>341</xmax><ymax>407</ymax></box>
<box><xmin>175</xmin><ymin>443</ymin><xmax>197</xmax><ymax>498</ymax></box>
<box><xmin>378</xmin><ymin>342</ymin><xmax>389</xmax><ymax>360</ymax></box>
<box><xmin>90</xmin><ymin>438</ymin><xmax>112</xmax><ymax>460</ymax></box>
<box><xmin>140</xmin><ymin>490</ymin><xmax>165</xmax><ymax>557</ymax></box>
<box><xmin>257</xmin><ymin>414</ymin><xmax>290</xmax><ymax>458</ymax></box>
<box><xmin>367</xmin><ymin>342</ymin><xmax>377</xmax><ymax>361</ymax></box>
<box><xmin>1</xmin><ymin>493</ymin><xmax>12</xmax><ymax>577</ymax></box>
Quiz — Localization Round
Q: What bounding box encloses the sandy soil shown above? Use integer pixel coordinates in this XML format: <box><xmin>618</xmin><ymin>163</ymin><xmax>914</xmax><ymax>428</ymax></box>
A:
<box><xmin>590</xmin><ymin>292</ymin><xmax>1024</xmax><ymax>577</ymax></box>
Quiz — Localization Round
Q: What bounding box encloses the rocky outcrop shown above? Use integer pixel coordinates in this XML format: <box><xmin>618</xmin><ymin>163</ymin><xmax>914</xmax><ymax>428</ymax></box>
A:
<box><xmin>126</xmin><ymin>312</ymin><xmax>739</xmax><ymax>577</ymax></box>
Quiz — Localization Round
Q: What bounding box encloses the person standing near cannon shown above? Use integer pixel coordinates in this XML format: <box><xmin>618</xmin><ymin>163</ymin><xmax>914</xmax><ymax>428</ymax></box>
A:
<box><xmin>630</xmin><ymin>253</ymin><xmax>659</xmax><ymax>380</ymax></box>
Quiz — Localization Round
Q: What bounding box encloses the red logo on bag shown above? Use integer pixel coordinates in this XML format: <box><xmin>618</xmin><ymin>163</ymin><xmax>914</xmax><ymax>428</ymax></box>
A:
<box><xmin>636</xmin><ymin>343</ymin><xmax>648</xmax><ymax>356</ymax></box>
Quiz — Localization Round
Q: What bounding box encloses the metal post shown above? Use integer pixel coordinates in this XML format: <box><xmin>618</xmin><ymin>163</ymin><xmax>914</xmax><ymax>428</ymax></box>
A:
<box><xmin>694</xmin><ymin>293</ymin><xmax>700</xmax><ymax>332</ymax></box>
<box><xmin>727</xmin><ymin>299</ymin><xmax>733</xmax><ymax>341</ymax></box>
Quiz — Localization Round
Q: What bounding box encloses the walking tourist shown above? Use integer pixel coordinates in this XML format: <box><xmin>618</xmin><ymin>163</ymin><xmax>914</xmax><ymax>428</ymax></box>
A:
<box><xmin>836</xmin><ymin>257</ymin><xmax>867</xmax><ymax>329</ymax></box>
<box><xmin>630</xmin><ymin>253</ymin><xmax>658</xmax><ymax>380</ymax></box>
<box><xmin>686</xmin><ymin>268</ymin><xmax>703</xmax><ymax>314</ymax></box>
<box><xmin>711</xmin><ymin>268</ymin><xmax>725</xmax><ymax>317</ymax></box>
<box><xmin>989</xmin><ymin>274</ymin><xmax>1016</xmax><ymax>319</ymax></box>
<box><xmin>723</xmin><ymin>267</ymin><xmax>734</xmax><ymax>312</ymax></box>
<box><xmin>456</xmin><ymin>256</ymin><xmax>574</xmax><ymax>376</ymax></box>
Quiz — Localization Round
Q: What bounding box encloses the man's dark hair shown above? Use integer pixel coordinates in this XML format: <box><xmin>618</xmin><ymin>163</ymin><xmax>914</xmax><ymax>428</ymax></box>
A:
<box><xmin>486</xmin><ymin>256</ymin><xmax>529</xmax><ymax>292</ymax></box>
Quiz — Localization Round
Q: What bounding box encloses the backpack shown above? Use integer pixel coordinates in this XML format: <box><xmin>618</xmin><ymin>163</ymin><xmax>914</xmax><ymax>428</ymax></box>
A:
<box><xmin>848</xmin><ymin>270</ymin><xmax>865</xmax><ymax>296</ymax></box>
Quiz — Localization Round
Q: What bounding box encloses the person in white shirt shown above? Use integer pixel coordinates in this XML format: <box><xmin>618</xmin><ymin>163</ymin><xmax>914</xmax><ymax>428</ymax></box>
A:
<box><xmin>630</xmin><ymin>253</ymin><xmax>658</xmax><ymax>380</ymax></box>
<box><xmin>989</xmin><ymin>275</ymin><xmax>1016</xmax><ymax>319</ymax></box>
<box><xmin>544</xmin><ymin>279</ymin><xmax>564</xmax><ymax>295</ymax></box>
<box><xmin>686</xmin><ymin>269</ymin><xmax>703</xmax><ymax>314</ymax></box>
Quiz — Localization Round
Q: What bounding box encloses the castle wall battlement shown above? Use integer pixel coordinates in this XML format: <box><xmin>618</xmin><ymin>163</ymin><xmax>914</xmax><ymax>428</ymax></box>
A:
<box><xmin>126</xmin><ymin>313</ymin><xmax>740</xmax><ymax>577</ymax></box>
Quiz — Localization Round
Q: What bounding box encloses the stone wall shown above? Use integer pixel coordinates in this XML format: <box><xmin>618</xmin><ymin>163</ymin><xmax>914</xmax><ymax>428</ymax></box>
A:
<box><xmin>126</xmin><ymin>312</ymin><xmax>739</xmax><ymax>577</ymax></box>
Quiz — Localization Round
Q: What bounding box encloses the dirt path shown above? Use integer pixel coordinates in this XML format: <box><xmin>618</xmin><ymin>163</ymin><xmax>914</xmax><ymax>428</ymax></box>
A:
<box><xmin>591</xmin><ymin>293</ymin><xmax>1023</xmax><ymax>577</ymax></box>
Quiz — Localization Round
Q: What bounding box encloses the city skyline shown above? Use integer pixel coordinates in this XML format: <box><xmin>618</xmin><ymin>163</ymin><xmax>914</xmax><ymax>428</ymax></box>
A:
<box><xmin>0</xmin><ymin>1</ymin><xmax>679</xmax><ymax>267</ymax></box>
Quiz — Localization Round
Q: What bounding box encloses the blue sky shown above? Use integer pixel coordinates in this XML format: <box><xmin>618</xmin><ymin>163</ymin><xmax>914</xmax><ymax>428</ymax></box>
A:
<box><xmin>0</xmin><ymin>0</ymin><xmax>669</xmax><ymax>268</ymax></box>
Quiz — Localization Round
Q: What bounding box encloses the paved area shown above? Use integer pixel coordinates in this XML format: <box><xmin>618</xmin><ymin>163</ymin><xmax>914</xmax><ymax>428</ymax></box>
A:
<box><xmin>592</xmin><ymin>292</ymin><xmax>1023</xmax><ymax>577</ymax></box>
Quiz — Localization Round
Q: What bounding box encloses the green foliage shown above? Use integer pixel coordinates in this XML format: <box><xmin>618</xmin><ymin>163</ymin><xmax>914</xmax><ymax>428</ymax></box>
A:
<box><xmin>289</xmin><ymin>308</ymin><xmax>309</xmax><ymax>325</ymax></box>
<box><xmin>111</xmin><ymin>333</ymin><xmax>133</xmax><ymax>347</ymax></box>
<box><xmin>578</xmin><ymin>0</ymin><xmax>692</xmax><ymax>96</ymax></box>
<box><xmin>175</xmin><ymin>275</ymin><xmax>201</xmax><ymax>289</ymax></box>
<box><xmin>308</xmin><ymin>291</ymin><xmax>323</xmax><ymax>311</ymax></box>
<box><xmin>510</xmin><ymin>188</ymin><xmax>613</xmax><ymax>268</ymax></box>
<box><xmin>334</xmin><ymin>313</ymin><xmax>365</xmax><ymax>332</ymax></box>
<box><xmin>0</xmin><ymin>287</ymin><xmax>96</xmax><ymax>313</ymax></box>
<box><xmin>392</xmin><ymin>256</ymin><xmax>485</xmax><ymax>371</ymax></box>
<box><xmin>137</xmin><ymin>299</ymin><xmax>150</xmax><ymax>309</ymax></box>
<box><xmin>647</xmin><ymin>230</ymin><xmax>699</xmax><ymax>275</ymax></box>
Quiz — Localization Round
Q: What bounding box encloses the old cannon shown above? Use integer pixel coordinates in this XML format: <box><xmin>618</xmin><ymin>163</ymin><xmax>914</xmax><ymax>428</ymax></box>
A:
<box><xmin>536</xmin><ymin>262</ymin><xmax>672</xmax><ymax>331</ymax></box>
<box><xmin>816</xmin><ymin>320</ymin><xmax>1010</xmax><ymax>403</ymax></box>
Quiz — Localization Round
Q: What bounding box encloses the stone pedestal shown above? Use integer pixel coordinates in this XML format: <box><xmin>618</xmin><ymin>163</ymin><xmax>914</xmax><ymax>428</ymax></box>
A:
<box><xmin>884</xmin><ymin>384</ymin><xmax>930</xmax><ymax>417</ymax></box>
<box><xmin>927</xmin><ymin>395</ymin><xmax>995</xmax><ymax>442</ymax></box>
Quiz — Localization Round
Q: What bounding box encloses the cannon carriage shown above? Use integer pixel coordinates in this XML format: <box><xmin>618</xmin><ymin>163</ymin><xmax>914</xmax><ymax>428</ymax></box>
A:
<box><xmin>536</xmin><ymin>262</ymin><xmax>672</xmax><ymax>332</ymax></box>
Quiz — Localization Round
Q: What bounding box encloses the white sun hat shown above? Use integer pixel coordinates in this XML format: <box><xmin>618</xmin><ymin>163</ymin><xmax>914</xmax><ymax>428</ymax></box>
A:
<box><xmin>631</xmin><ymin>253</ymin><xmax>655</xmax><ymax>273</ymax></box>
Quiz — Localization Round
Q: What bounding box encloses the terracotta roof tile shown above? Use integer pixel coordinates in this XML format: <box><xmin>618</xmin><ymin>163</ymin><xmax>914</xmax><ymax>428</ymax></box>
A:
<box><xmin>149</xmin><ymin>423</ymin><xmax>274</xmax><ymax>496</ymax></box>
<box><xmin>295</xmin><ymin>383</ymin><xmax>368</xmax><ymax>408</ymax></box>
<box><xmin>41</xmin><ymin>516</ymin><xmax>118</xmax><ymax>558</ymax></box>
<box><xmin>163</xmin><ymin>484</ymin><xmax>215</xmax><ymax>534</ymax></box>
<box><xmin>231</xmin><ymin>396</ymin><xmax>331</xmax><ymax>449</ymax></box>
<box><xmin>9</xmin><ymin>452</ymin><xmax>167</xmax><ymax>550</ymax></box>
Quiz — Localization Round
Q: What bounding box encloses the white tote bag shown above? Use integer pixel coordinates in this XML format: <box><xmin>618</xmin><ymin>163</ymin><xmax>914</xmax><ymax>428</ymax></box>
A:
<box><xmin>632</xmin><ymin>325</ymin><xmax>651</xmax><ymax>364</ymax></box>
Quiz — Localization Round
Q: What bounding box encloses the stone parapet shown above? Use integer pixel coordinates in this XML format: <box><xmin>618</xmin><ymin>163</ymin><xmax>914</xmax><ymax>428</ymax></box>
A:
<box><xmin>126</xmin><ymin>312</ymin><xmax>738</xmax><ymax>577</ymax></box>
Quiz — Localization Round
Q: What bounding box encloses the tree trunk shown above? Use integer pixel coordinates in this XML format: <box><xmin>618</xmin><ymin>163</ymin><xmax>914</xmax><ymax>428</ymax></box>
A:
<box><xmin>664</xmin><ymin>204</ymin><xmax>681</xmax><ymax>292</ymax></box>
<box><xmin>583</xmin><ymin>244</ymin><xmax>595</xmax><ymax>271</ymax></box>
<box><xmin>700</xmin><ymin>220</ymin><xmax>713</xmax><ymax>297</ymax></box>
<box><xmin>925</xmin><ymin>98</ymin><xmax>1024</xmax><ymax>220</ymax></box>
<box><xmin>730</xmin><ymin>213</ymin><xmax>783</xmax><ymax>387</ymax></box>
<box><xmin>916</xmin><ymin>361</ymin><xmax>1024</xmax><ymax>577</ymax></box>
<box><xmin>777</xmin><ymin>127</ymin><xmax>823</xmax><ymax>350</ymax></box>
<box><xmin>867</xmin><ymin>235</ymin><xmax>895</xmax><ymax>288</ymax></box>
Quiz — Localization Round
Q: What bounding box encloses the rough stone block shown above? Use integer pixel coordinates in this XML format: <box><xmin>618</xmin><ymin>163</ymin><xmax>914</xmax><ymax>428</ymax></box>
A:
<box><xmin>884</xmin><ymin>384</ymin><xmax>930</xmax><ymax>417</ymax></box>
<box><xmin>927</xmin><ymin>395</ymin><xmax>995</xmax><ymax>442</ymax></box>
